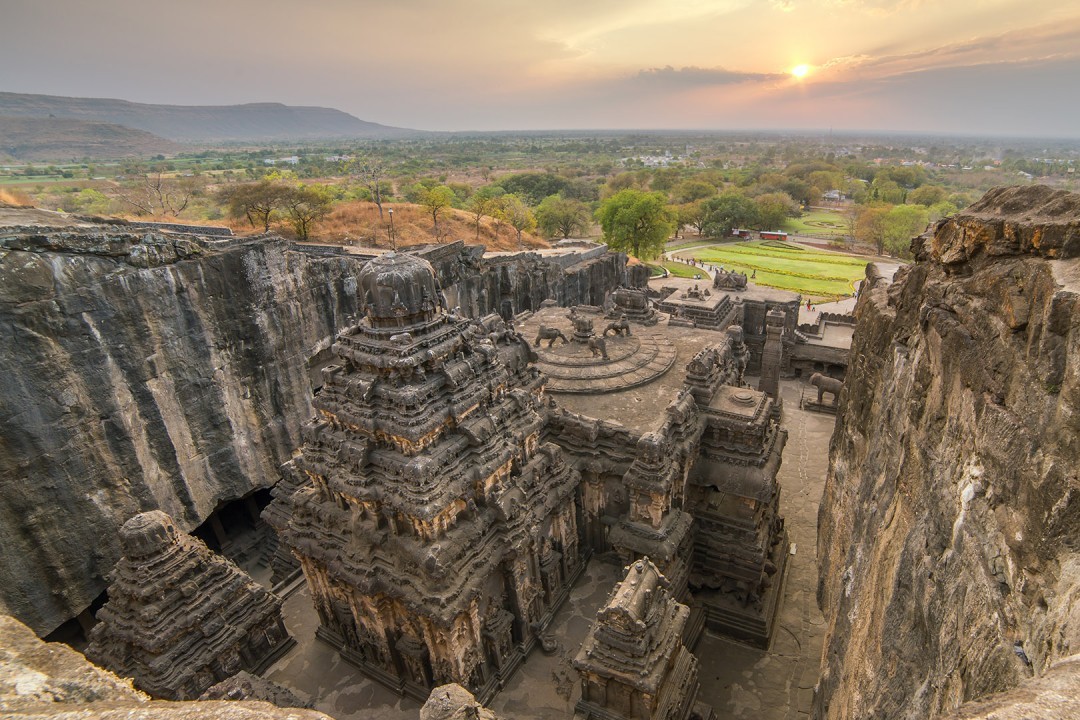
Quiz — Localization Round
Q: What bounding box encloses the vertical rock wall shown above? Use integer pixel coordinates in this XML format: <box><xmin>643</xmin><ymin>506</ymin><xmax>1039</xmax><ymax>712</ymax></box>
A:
<box><xmin>816</xmin><ymin>186</ymin><xmax>1080</xmax><ymax>719</ymax></box>
<box><xmin>0</xmin><ymin>229</ymin><xmax>630</xmax><ymax>637</ymax></box>
<box><xmin>0</xmin><ymin>233</ymin><xmax>361</xmax><ymax>635</ymax></box>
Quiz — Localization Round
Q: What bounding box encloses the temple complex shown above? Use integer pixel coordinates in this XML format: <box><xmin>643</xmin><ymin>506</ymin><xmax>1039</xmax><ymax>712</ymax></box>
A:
<box><xmin>573</xmin><ymin>558</ymin><xmax>709</xmax><ymax>720</ymax></box>
<box><xmin>269</xmin><ymin>252</ymin><xmax>583</xmax><ymax>702</ymax></box>
<box><xmin>85</xmin><ymin>511</ymin><xmax>293</xmax><ymax>700</ymax></box>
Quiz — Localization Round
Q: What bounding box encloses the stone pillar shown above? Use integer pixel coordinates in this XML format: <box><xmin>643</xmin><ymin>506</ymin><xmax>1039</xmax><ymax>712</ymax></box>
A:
<box><xmin>758</xmin><ymin>308</ymin><xmax>785</xmax><ymax>400</ymax></box>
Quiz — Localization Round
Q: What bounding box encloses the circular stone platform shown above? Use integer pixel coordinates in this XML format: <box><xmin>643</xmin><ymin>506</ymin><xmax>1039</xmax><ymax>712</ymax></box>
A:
<box><xmin>524</xmin><ymin>317</ymin><xmax>676</xmax><ymax>394</ymax></box>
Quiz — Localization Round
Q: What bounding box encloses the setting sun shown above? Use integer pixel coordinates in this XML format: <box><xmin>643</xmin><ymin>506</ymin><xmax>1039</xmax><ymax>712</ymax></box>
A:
<box><xmin>791</xmin><ymin>63</ymin><xmax>810</xmax><ymax>79</ymax></box>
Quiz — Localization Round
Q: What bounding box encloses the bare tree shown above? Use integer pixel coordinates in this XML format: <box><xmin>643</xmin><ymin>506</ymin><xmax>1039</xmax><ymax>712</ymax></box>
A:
<box><xmin>115</xmin><ymin>172</ymin><xmax>194</xmax><ymax>217</ymax></box>
<box><xmin>347</xmin><ymin>157</ymin><xmax>388</xmax><ymax>219</ymax></box>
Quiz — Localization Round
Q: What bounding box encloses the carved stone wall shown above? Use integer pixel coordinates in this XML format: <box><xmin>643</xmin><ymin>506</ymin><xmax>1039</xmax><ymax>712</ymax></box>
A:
<box><xmin>268</xmin><ymin>253</ymin><xmax>584</xmax><ymax>702</ymax></box>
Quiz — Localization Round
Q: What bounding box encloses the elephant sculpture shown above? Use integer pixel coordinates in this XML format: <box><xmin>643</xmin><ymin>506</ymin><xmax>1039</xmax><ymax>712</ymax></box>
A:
<box><xmin>603</xmin><ymin>314</ymin><xmax>632</xmax><ymax>337</ymax></box>
<box><xmin>588</xmin><ymin>336</ymin><xmax>608</xmax><ymax>360</ymax></box>
<box><xmin>810</xmin><ymin>372</ymin><xmax>844</xmax><ymax>406</ymax></box>
<box><xmin>534</xmin><ymin>326</ymin><xmax>569</xmax><ymax>348</ymax></box>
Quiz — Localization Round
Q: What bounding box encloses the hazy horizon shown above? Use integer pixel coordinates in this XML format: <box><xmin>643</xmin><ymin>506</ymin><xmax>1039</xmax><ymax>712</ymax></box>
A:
<box><xmin>3</xmin><ymin>0</ymin><xmax>1079</xmax><ymax>138</ymax></box>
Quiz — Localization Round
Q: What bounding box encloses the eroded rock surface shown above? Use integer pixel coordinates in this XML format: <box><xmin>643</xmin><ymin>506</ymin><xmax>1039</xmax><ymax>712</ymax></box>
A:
<box><xmin>0</xmin><ymin>218</ymin><xmax>630</xmax><ymax>637</ymax></box>
<box><xmin>816</xmin><ymin>185</ymin><xmax>1080</xmax><ymax>719</ymax></box>
<box><xmin>0</xmin><ymin>613</ymin><xmax>331</xmax><ymax>720</ymax></box>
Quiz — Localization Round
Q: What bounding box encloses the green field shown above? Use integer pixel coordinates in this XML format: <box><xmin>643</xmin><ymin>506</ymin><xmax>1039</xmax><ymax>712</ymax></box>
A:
<box><xmin>675</xmin><ymin>240</ymin><xmax>867</xmax><ymax>301</ymax></box>
<box><xmin>785</xmin><ymin>208</ymin><xmax>848</xmax><ymax>237</ymax></box>
<box><xmin>661</xmin><ymin>261</ymin><xmax>708</xmax><ymax>278</ymax></box>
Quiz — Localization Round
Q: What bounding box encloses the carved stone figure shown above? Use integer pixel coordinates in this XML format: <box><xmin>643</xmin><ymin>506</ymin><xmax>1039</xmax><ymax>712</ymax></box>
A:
<box><xmin>603</xmin><ymin>314</ymin><xmax>632</xmax><ymax>337</ymax></box>
<box><xmin>810</xmin><ymin>372</ymin><xmax>844</xmax><ymax>406</ymax></box>
<box><xmin>534</xmin><ymin>326</ymin><xmax>569</xmax><ymax>347</ymax></box>
<box><xmin>713</xmin><ymin>269</ymin><xmax>748</xmax><ymax>291</ymax></box>
<box><xmin>588</xmin><ymin>336</ymin><xmax>608</xmax><ymax>359</ymax></box>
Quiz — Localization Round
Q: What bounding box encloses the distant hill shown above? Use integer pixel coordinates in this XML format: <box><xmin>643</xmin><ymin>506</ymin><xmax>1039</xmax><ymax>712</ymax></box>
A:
<box><xmin>0</xmin><ymin>92</ymin><xmax>419</xmax><ymax>143</ymax></box>
<box><xmin>0</xmin><ymin>116</ymin><xmax>179</xmax><ymax>161</ymax></box>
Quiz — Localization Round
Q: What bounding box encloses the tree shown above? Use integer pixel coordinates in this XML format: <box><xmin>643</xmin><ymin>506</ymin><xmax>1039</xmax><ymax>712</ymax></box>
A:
<box><xmin>416</xmin><ymin>185</ymin><xmax>456</xmax><ymax>236</ymax></box>
<box><xmin>345</xmin><ymin>157</ymin><xmax>388</xmax><ymax>219</ymax></box>
<box><xmin>535</xmin><ymin>194</ymin><xmax>590</xmax><ymax>239</ymax></box>
<box><xmin>755</xmin><ymin>192</ymin><xmax>799</xmax><ymax>231</ymax></box>
<box><xmin>115</xmin><ymin>172</ymin><xmax>195</xmax><ymax>217</ymax></box>
<box><xmin>217</xmin><ymin>179</ymin><xmax>290</xmax><ymax>232</ymax></box>
<box><xmin>700</xmin><ymin>191</ymin><xmax>759</xmax><ymax>239</ymax></box>
<box><xmin>855</xmin><ymin>204</ymin><xmax>892</xmax><ymax>255</ymax></box>
<box><xmin>671</xmin><ymin>179</ymin><xmax>717</xmax><ymax>204</ymax></box>
<box><xmin>502</xmin><ymin>194</ymin><xmax>536</xmax><ymax>248</ymax></box>
<box><xmin>594</xmin><ymin>189</ymin><xmax>675</xmax><ymax>260</ymax></box>
<box><xmin>882</xmin><ymin>204</ymin><xmax>929</xmax><ymax>258</ymax></box>
<box><xmin>498</xmin><ymin>172</ymin><xmax>569</xmax><ymax>205</ymax></box>
<box><xmin>907</xmin><ymin>184</ymin><xmax>948</xmax><ymax>207</ymax></box>
<box><xmin>928</xmin><ymin>200</ymin><xmax>959</xmax><ymax>223</ymax></box>
<box><xmin>465</xmin><ymin>186</ymin><xmax>504</xmax><ymax>241</ymax></box>
<box><xmin>283</xmin><ymin>184</ymin><xmax>334</xmax><ymax>241</ymax></box>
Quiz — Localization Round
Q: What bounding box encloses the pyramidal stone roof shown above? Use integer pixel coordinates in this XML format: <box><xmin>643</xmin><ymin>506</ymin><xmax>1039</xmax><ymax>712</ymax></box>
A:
<box><xmin>86</xmin><ymin>510</ymin><xmax>293</xmax><ymax>700</ymax></box>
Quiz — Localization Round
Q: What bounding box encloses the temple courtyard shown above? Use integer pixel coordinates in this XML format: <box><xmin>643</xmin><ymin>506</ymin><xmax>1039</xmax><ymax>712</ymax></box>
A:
<box><xmin>260</xmin><ymin>378</ymin><xmax>831</xmax><ymax>720</ymax></box>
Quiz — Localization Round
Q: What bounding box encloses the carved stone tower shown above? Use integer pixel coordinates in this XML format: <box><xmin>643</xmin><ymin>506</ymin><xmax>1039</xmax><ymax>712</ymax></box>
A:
<box><xmin>757</xmin><ymin>307</ymin><xmax>786</xmax><ymax>401</ymax></box>
<box><xmin>270</xmin><ymin>252</ymin><xmax>583</xmax><ymax>702</ymax></box>
<box><xmin>573</xmin><ymin>558</ymin><xmax>708</xmax><ymax>720</ymax></box>
<box><xmin>86</xmin><ymin>511</ymin><xmax>293</xmax><ymax>700</ymax></box>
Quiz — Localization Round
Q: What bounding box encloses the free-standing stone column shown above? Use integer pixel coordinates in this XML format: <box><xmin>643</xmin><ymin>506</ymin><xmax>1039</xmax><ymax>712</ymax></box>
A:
<box><xmin>757</xmin><ymin>307</ymin><xmax>786</xmax><ymax>401</ymax></box>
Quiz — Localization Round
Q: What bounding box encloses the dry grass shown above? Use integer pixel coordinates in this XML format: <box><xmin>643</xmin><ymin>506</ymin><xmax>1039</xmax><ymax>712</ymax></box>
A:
<box><xmin>313</xmin><ymin>201</ymin><xmax>548</xmax><ymax>252</ymax></box>
<box><xmin>0</xmin><ymin>188</ymin><xmax>33</xmax><ymax>206</ymax></box>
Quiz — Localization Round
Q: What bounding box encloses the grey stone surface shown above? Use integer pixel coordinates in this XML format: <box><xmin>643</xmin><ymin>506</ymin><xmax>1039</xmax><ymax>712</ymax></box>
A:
<box><xmin>0</xmin><ymin>217</ymin><xmax>631</xmax><ymax>637</ymax></box>
<box><xmin>816</xmin><ymin>185</ymin><xmax>1080</xmax><ymax>719</ymax></box>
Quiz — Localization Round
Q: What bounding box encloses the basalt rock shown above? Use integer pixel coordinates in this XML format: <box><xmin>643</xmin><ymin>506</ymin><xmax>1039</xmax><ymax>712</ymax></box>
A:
<box><xmin>85</xmin><ymin>511</ymin><xmax>293</xmax><ymax>700</ymax></box>
<box><xmin>0</xmin><ymin>231</ymin><xmax>361</xmax><ymax>636</ymax></box>
<box><xmin>0</xmin><ymin>613</ymin><xmax>331</xmax><ymax>720</ymax></box>
<box><xmin>0</xmin><ymin>222</ymin><xmax>630</xmax><ymax>638</ymax></box>
<box><xmin>816</xmin><ymin>185</ymin><xmax>1080</xmax><ymax>719</ymax></box>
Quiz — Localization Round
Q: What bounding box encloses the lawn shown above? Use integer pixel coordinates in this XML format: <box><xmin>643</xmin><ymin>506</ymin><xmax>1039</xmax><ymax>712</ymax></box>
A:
<box><xmin>674</xmin><ymin>240</ymin><xmax>867</xmax><ymax>301</ymax></box>
<box><xmin>661</xmin><ymin>261</ymin><xmax>706</xmax><ymax>279</ymax></box>
<box><xmin>785</xmin><ymin>208</ymin><xmax>848</xmax><ymax>237</ymax></box>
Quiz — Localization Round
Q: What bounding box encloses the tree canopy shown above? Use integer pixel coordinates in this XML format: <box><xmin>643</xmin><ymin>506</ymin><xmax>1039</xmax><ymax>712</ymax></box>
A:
<box><xmin>700</xmin><ymin>191</ymin><xmax>759</xmax><ymax>239</ymax></box>
<box><xmin>594</xmin><ymin>189</ymin><xmax>675</xmax><ymax>260</ymax></box>
<box><xmin>535</xmin><ymin>194</ymin><xmax>590</xmax><ymax>239</ymax></box>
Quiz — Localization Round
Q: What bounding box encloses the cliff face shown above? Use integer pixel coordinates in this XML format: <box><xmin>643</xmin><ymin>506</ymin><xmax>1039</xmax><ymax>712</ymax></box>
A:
<box><xmin>0</xmin><ymin>226</ymin><xmax>630</xmax><ymax>637</ymax></box>
<box><xmin>816</xmin><ymin>186</ymin><xmax>1080</xmax><ymax>719</ymax></box>
<box><xmin>0</xmin><ymin>231</ymin><xmax>362</xmax><ymax>635</ymax></box>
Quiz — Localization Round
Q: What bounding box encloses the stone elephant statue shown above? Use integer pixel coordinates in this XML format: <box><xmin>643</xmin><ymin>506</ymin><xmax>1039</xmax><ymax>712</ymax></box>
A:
<box><xmin>810</xmin><ymin>372</ymin><xmax>844</xmax><ymax>405</ymax></box>
<box><xmin>534</xmin><ymin>326</ymin><xmax>569</xmax><ymax>347</ymax></box>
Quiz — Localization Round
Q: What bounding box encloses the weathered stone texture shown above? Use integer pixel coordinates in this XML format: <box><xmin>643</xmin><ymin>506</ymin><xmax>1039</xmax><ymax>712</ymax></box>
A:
<box><xmin>0</xmin><ymin>232</ymin><xmax>361</xmax><ymax>636</ymax></box>
<box><xmin>816</xmin><ymin>186</ymin><xmax>1080</xmax><ymax>719</ymax></box>
<box><xmin>86</xmin><ymin>511</ymin><xmax>293</xmax><ymax>700</ymax></box>
<box><xmin>0</xmin><ymin>613</ymin><xmax>332</xmax><ymax>720</ymax></box>
<box><xmin>0</xmin><ymin>226</ymin><xmax>630</xmax><ymax>638</ymax></box>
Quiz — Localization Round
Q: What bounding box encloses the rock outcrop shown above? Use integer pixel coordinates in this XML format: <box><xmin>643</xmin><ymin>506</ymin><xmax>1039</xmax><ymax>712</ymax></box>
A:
<box><xmin>0</xmin><ymin>219</ymin><xmax>630</xmax><ymax>637</ymax></box>
<box><xmin>0</xmin><ymin>613</ymin><xmax>331</xmax><ymax>720</ymax></box>
<box><xmin>816</xmin><ymin>185</ymin><xmax>1080</xmax><ymax>719</ymax></box>
<box><xmin>0</xmin><ymin>231</ymin><xmax>360</xmax><ymax>636</ymax></box>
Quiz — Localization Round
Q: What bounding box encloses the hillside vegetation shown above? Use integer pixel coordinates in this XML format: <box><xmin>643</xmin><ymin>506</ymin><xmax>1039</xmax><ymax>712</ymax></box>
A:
<box><xmin>0</xmin><ymin>117</ymin><xmax>178</xmax><ymax>161</ymax></box>
<box><xmin>0</xmin><ymin>92</ymin><xmax>418</xmax><ymax>143</ymax></box>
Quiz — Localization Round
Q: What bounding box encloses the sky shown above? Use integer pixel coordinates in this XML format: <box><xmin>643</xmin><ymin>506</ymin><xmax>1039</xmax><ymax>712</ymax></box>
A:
<box><xmin>2</xmin><ymin>0</ymin><xmax>1079</xmax><ymax>136</ymax></box>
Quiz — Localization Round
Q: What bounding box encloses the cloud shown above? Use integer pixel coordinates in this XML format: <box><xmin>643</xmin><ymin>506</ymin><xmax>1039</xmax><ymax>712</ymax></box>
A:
<box><xmin>635</xmin><ymin>66</ymin><xmax>784</xmax><ymax>87</ymax></box>
<box><xmin>823</xmin><ymin>15</ymin><xmax>1080</xmax><ymax>82</ymax></box>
